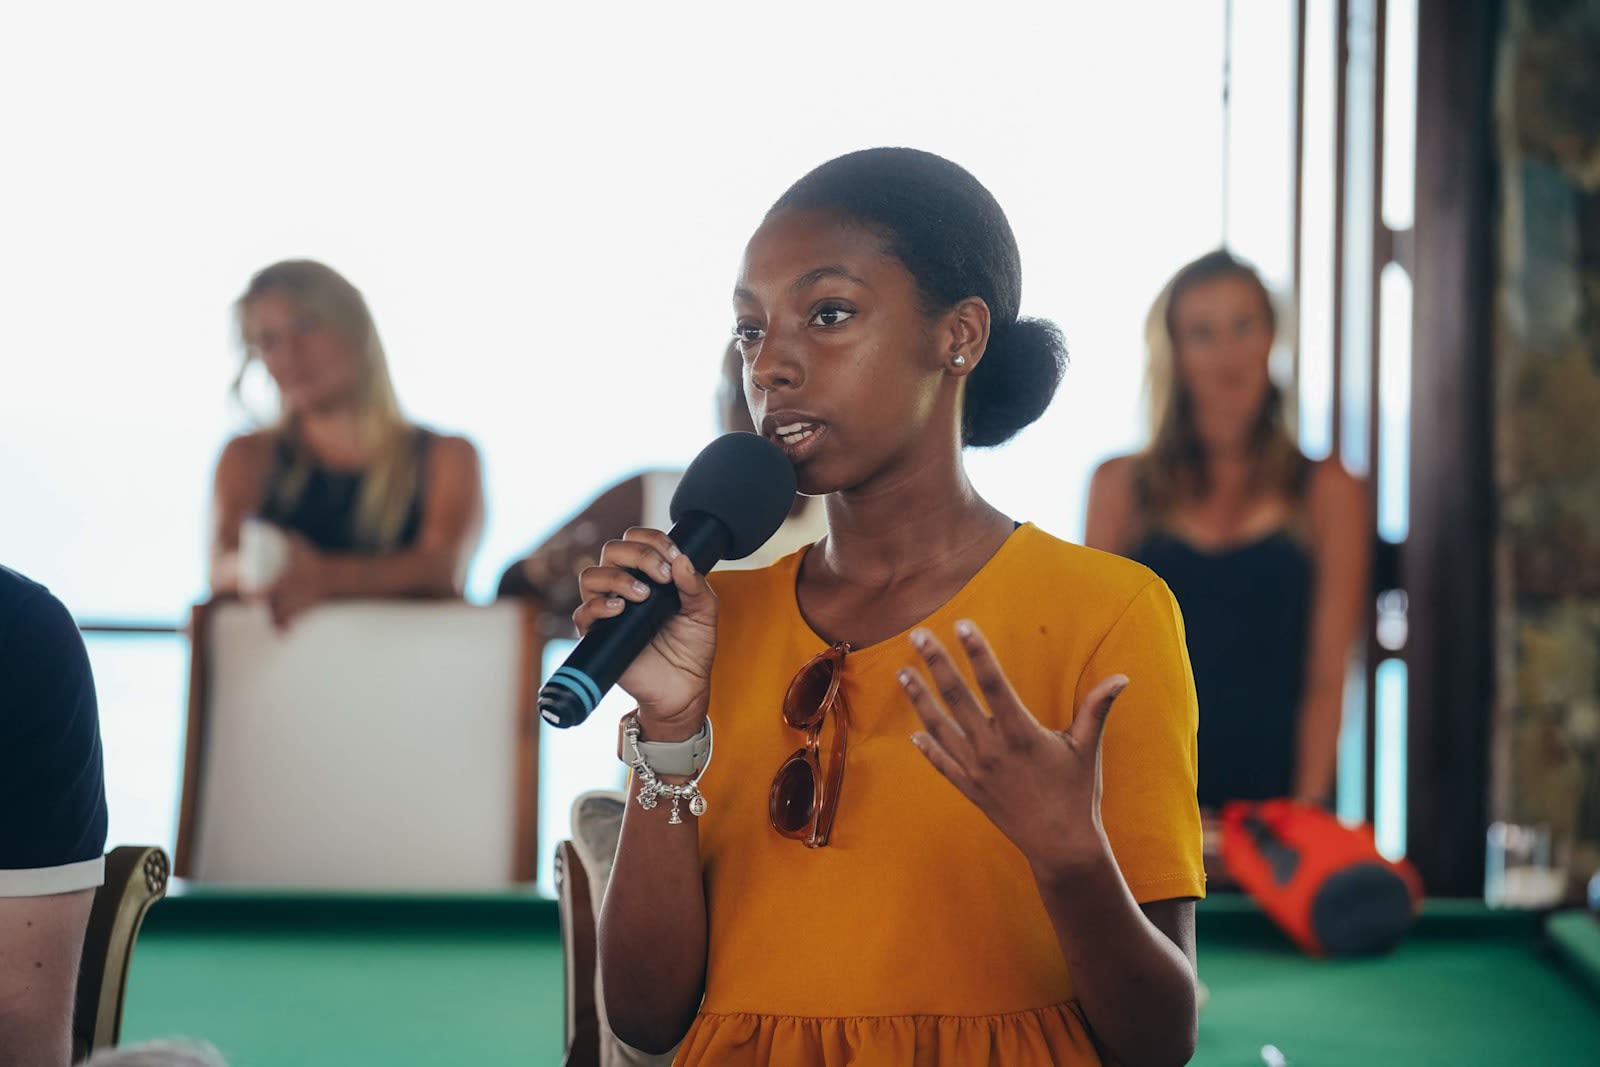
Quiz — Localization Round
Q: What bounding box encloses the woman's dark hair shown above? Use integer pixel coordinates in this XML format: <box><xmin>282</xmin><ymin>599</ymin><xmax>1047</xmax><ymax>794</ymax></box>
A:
<box><xmin>769</xmin><ymin>148</ymin><xmax>1066</xmax><ymax>448</ymax></box>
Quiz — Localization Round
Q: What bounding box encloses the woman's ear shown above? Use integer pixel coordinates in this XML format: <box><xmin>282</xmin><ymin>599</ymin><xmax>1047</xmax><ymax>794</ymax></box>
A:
<box><xmin>942</xmin><ymin>296</ymin><xmax>991</xmax><ymax>377</ymax></box>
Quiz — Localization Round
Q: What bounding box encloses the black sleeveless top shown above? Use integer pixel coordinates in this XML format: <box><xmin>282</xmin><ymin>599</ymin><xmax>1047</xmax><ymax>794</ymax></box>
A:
<box><xmin>257</xmin><ymin>429</ymin><xmax>432</xmax><ymax>553</ymax></box>
<box><xmin>1130</xmin><ymin>486</ymin><xmax>1314</xmax><ymax>808</ymax></box>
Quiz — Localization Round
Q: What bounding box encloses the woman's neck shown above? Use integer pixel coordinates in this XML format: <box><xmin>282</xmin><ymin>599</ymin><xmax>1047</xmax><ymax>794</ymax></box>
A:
<box><xmin>1189</xmin><ymin>414</ymin><xmax>1258</xmax><ymax>494</ymax></box>
<box><xmin>817</xmin><ymin>437</ymin><xmax>1010</xmax><ymax>590</ymax></box>
<box><xmin>292</xmin><ymin>407</ymin><xmax>367</xmax><ymax>468</ymax></box>
<box><xmin>1200</xmin><ymin>449</ymin><xmax>1253</xmax><ymax>492</ymax></box>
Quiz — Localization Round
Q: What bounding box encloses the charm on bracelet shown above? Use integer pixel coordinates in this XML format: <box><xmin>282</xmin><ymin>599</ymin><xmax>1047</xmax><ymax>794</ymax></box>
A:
<box><xmin>623</xmin><ymin>712</ymin><xmax>712</xmax><ymax>822</ymax></box>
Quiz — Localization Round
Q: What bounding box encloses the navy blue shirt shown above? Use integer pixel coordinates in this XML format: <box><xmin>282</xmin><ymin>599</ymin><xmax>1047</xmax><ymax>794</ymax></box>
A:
<box><xmin>0</xmin><ymin>565</ymin><xmax>107</xmax><ymax>895</ymax></box>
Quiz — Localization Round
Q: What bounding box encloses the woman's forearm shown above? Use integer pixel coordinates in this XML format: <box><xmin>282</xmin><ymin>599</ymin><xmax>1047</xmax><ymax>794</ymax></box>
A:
<box><xmin>1293</xmin><ymin>686</ymin><xmax>1343</xmax><ymax>805</ymax></box>
<box><xmin>597</xmin><ymin>771</ymin><xmax>709</xmax><ymax>1053</ymax></box>
<box><xmin>1033</xmin><ymin>839</ymin><xmax>1197</xmax><ymax>1067</ymax></box>
<box><xmin>209</xmin><ymin>550</ymin><xmax>243</xmax><ymax>596</ymax></box>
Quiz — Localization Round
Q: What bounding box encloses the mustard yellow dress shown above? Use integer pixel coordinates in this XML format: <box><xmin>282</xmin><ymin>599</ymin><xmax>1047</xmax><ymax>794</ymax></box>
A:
<box><xmin>676</xmin><ymin>524</ymin><xmax>1205</xmax><ymax>1066</ymax></box>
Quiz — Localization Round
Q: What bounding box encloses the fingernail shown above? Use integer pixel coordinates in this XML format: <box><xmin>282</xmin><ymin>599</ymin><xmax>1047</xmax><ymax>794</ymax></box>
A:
<box><xmin>632</xmin><ymin>581</ymin><xmax>650</xmax><ymax>597</ymax></box>
<box><xmin>666</xmin><ymin>544</ymin><xmax>682</xmax><ymax>560</ymax></box>
<box><xmin>910</xmin><ymin>629</ymin><xmax>931</xmax><ymax>651</ymax></box>
<box><xmin>955</xmin><ymin>619</ymin><xmax>975</xmax><ymax>639</ymax></box>
<box><xmin>1110</xmin><ymin>676</ymin><xmax>1130</xmax><ymax>697</ymax></box>
<box><xmin>910</xmin><ymin>733</ymin><xmax>927</xmax><ymax>751</ymax></box>
<box><xmin>657</xmin><ymin>561</ymin><xmax>673</xmax><ymax>580</ymax></box>
<box><xmin>897</xmin><ymin>669</ymin><xmax>914</xmax><ymax>688</ymax></box>
<box><xmin>606</xmin><ymin>597</ymin><xmax>624</xmax><ymax>609</ymax></box>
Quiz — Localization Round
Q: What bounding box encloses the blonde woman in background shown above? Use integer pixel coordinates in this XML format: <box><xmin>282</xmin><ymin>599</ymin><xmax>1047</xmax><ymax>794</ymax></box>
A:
<box><xmin>209</xmin><ymin>260</ymin><xmax>483</xmax><ymax>628</ymax></box>
<box><xmin>1085</xmin><ymin>250</ymin><xmax>1368</xmax><ymax>819</ymax></box>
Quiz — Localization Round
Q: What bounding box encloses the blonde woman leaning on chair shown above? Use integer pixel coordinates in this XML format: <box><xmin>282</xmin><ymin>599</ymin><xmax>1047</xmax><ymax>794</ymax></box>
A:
<box><xmin>209</xmin><ymin>260</ymin><xmax>483</xmax><ymax>628</ymax></box>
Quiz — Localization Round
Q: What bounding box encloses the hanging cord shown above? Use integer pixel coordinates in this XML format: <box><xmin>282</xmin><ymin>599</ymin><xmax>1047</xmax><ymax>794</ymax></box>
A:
<box><xmin>1221</xmin><ymin>0</ymin><xmax>1234</xmax><ymax>248</ymax></box>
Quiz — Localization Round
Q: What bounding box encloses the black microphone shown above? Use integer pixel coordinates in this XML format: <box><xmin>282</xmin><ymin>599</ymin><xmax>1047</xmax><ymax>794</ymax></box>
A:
<box><xmin>537</xmin><ymin>432</ymin><xmax>799</xmax><ymax>728</ymax></box>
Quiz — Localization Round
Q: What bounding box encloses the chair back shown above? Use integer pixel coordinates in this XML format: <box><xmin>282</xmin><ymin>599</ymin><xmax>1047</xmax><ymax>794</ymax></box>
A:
<box><xmin>72</xmin><ymin>845</ymin><xmax>170</xmax><ymax>1061</ymax></box>
<box><xmin>556</xmin><ymin>840</ymin><xmax>602</xmax><ymax>1067</ymax></box>
<box><xmin>557</xmin><ymin>792</ymin><xmax>679</xmax><ymax>1067</ymax></box>
<box><xmin>175</xmin><ymin>599</ymin><xmax>541</xmax><ymax>888</ymax></box>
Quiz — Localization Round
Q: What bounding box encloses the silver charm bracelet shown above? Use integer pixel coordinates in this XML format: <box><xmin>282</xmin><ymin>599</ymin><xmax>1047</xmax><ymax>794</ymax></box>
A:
<box><xmin>622</xmin><ymin>712</ymin><xmax>713</xmax><ymax>825</ymax></box>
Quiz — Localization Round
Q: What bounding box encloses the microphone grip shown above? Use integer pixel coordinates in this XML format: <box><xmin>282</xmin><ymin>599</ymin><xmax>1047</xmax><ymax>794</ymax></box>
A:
<box><xmin>537</xmin><ymin>513</ymin><xmax>730</xmax><ymax>728</ymax></box>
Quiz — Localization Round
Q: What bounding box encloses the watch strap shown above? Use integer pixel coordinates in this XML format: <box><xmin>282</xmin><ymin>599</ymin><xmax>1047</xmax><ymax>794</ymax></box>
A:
<box><xmin>618</xmin><ymin>713</ymin><xmax>712</xmax><ymax>777</ymax></box>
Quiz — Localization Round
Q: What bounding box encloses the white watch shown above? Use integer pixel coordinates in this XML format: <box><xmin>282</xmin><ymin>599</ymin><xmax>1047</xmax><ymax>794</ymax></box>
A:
<box><xmin>616</xmin><ymin>712</ymin><xmax>712</xmax><ymax>777</ymax></box>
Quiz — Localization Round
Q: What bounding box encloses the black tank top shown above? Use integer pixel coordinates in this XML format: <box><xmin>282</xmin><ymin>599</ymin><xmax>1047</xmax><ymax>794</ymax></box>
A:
<box><xmin>257</xmin><ymin>429</ymin><xmax>432</xmax><ymax>553</ymax></box>
<box><xmin>1129</xmin><ymin>478</ymin><xmax>1315</xmax><ymax>808</ymax></box>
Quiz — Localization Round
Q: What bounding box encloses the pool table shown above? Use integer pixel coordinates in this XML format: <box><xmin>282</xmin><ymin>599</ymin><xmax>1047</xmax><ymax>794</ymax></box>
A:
<box><xmin>121</xmin><ymin>891</ymin><xmax>1600</xmax><ymax>1065</ymax></box>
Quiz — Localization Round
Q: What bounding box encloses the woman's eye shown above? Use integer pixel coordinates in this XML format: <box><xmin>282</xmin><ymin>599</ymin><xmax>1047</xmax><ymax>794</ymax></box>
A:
<box><xmin>809</xmin><ymin>306</ymin><xmax>855</xmax><ymax>328</ymax></box>
<box><xmin>732</xmin><ymin>323</ymin><xmax>765</xmax><ymax>344</ymax></box>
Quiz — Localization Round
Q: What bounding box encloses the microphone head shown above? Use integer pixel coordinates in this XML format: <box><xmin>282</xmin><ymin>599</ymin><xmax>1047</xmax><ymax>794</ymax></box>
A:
<box><xmin>670</xmin><ymin>432</ymin><xmax>799</xmax><ymax>560</ymax></box>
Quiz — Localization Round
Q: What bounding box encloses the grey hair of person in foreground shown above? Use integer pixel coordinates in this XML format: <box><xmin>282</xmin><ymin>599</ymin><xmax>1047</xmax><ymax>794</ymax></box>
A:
<box><xmin>80</xmin><ymin>1040</ymin><xmax>229</xmax><ymax>1067</ymax></box>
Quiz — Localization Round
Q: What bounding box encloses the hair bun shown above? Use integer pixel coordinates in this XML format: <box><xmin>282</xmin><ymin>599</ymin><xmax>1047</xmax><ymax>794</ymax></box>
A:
<box><xmin>963</xmin><ymin>317</ymin><xmax>1068</xmax><ymax>448</ymax></box>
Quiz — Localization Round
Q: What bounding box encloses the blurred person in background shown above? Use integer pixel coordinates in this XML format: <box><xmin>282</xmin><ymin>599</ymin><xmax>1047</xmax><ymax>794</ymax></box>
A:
<box><xmin>209</xmin><ymin>260</ymin><xmax>483</xmax><ymax>628</ymax></box>
<box><xmin>1085</xmin><ymin>250</ymin><xmax>1368</xmax><ymax>832</ymax></box>
<box><xmin>497</xmin><ymin>340</ymin><xmax>823</xmax><ymax>632</ymax></box>
<box><xmin>0</xmin><ymin>565</ymin><xmax>107</xmax><ymax>1066</ymax></box>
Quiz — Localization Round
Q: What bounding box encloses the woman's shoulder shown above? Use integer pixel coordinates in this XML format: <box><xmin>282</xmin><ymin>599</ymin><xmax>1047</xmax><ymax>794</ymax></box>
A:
<box><xmin>1090</xmin><ymin>450</ymin><xmax>1141</xmax><ymax>483</ymax></box>
<box><xmin>215</xmin><ymin>430</ymin><xmax>281</xmax><ymax>482</ymax></box>
<box><xmin>1304</xmin><ymin>455</ymin><xmax>1363</xmax><ymax>498</ymax></box>
<box><xmin>1301</xmin><ymin>456</ymin><xmax>1367</xmax><ymax>530</ymax></box>
<box><xmin>1087</xmin><ymin>452</ymin><xmax>1143</xmax><ymax>504</ymax></box>
<box><xmin>705</xmin><ymin>530</ymin><xmax>1165</xmax><ymax>614</ymax></box>
<box><xmin>1084</xmin><ymin>452</ymin><xmax>1148</xmax><ymax>553</ymax></box>
<box><xmin>411</xmin><ymin>425</ymin><xmax>478</xmax><ymax>461</ymax></box>
<box><xmin>707</xmin><ymin>549</ymin><xmax>804</xmax><ymax>605</ymax></box>
<box><xmin>1006</xmin><ymin>524</ymin><xmax>1165</xmax><ymax>617</ymax></box>
<box><xmin>414</xmin><ymin>429</ymin><xmax>484</xmax><ymax>493</ymax></box>
<box><xmin>219</xmin><ymin>428</ymin><xmax>277</xmax><ymax>458</ymax></box>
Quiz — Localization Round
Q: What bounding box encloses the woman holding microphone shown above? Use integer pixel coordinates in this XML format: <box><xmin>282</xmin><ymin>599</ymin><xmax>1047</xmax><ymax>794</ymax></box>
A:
<box><xmin>579</xmin><ymin>149</ymin><xmax>1204</xmax><ymax>1066</ymax></box>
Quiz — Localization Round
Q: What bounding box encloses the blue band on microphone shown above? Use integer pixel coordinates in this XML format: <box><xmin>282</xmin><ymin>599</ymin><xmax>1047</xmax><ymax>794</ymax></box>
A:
<box><xmin>549</xmin><ymin>666</ymin><xmax>602</xmax><ymax>714</ymax></box>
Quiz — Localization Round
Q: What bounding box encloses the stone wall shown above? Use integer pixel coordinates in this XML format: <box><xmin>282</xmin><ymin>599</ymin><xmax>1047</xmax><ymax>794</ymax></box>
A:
<box><xmin>1492</xmin><ymin>0</ymin><xmax>1600</xmax><ymax>889</ymax></box>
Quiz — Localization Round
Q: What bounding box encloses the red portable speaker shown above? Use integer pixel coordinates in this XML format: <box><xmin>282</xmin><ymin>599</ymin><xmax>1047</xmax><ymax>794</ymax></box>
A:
<box><xmin>1220</xmin><ymin>799</ymin><xmax>1423</xmax><ymax>957</ymax></box>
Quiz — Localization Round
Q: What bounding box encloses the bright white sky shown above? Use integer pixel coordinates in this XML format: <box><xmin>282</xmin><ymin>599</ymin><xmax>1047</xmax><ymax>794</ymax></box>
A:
<box><xmin>0</xmin><ymin>1</ymin><xmax>1330</xmax><ymax>874</ymax></box>
<box><xmin>0</xmin><ymin>0</ymin><xmax>1308</xmax><ymax>617</ymax></box>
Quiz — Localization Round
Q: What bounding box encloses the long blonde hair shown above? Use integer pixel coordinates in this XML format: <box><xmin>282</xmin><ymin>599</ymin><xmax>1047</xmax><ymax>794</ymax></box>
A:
<box><xmin>1136</xmin><ymin>250</ymin><xmax>1305</xmax><ymax>519</ymax></box>
<box><xmin>234</xmin><ymin>260</ymin><xmax>422</xmax><ymax>551</ymax></box>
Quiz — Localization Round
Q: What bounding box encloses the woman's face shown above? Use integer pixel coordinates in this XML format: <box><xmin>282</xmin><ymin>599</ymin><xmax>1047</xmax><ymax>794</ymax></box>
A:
<box><xmin>242</xmin><ymin>290</ymin><xmax>363</xmax><ymax>415</ymax></box>
<box><xmin>733</xmin><ymin>209</ymin><xmax>953</xmax><ymax>496</ymax></box>
<box><xmin>1170</xmin><ymin>275</ymin><xmax>1275</xmax><ymax>442</ymax></box>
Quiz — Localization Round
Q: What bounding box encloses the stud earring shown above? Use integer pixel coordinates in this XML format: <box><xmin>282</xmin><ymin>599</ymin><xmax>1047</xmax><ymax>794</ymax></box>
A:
<box><xmin>951</xmin><ymin>354</ymin><xmax>967</xmax><ymax>368</ymax></box>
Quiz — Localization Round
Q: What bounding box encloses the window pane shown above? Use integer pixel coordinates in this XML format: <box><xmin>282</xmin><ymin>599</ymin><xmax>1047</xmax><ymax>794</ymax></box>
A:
<box><xmin>1378</xmin><ymin>263</ymin><xmax>1413</xmax><ymax>541</ymax></box>
<box><xmin>1298</xmin><ymin>0</ymin><xmax>1340</xmax><ymax>458</ymax></box>
<box><xmin>1374</xmin><ymin>656</ymin><xmax>1408</xmax><ymax>859</ymax></box>
<box><xmin>1225</xmin><ymin>0</ymin><xmax>1297</xmax><ymax>292</ymax></box>
<box><xmin>1337</xmin><ymin>657</ymin><xmax>1369</xmax><ymax>824</ymax></box>
<box><xmin>1339</xmin><ymin>0</ymin><xmax>1379</xmax><ymax>478</ymax></box>
<box><xmin>83</xmin><ymin>633</ymin><xmax>188</xmax><ymax>856</ymax></box>
<box><xmin>1383</xmin><ymin>0</ymin><xmax>1418</xmax><ymax>231</ymax></box>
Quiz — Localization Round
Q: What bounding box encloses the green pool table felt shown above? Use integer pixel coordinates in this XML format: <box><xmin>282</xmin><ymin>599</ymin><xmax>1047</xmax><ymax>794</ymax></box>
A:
<box><xmin>120</xmin><ymin>891</ymin><xmax>1600</xmax><ymax>1066</ymax></box>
